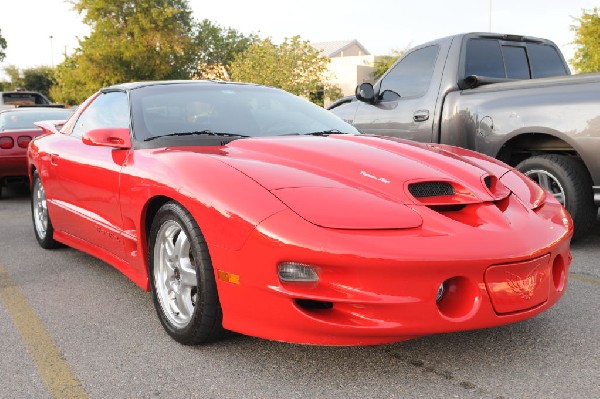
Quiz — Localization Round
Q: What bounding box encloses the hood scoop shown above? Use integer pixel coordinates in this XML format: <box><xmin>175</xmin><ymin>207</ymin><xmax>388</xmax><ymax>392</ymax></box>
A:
<box><xmin>408</xmin><ymin>181</ymin><xmax>455</xmax><ymax>198</ymax></box>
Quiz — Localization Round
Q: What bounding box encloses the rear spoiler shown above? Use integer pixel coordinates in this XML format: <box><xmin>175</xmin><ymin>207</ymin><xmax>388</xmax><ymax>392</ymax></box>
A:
<box><xmin>15</xmin><ymin>104</ymin><xmax>66</xmax><ymax>108</ymax></box>
<box><xmin>34</xmin><ymin>120</ymin><xmax>68</xmax><ymax>135</ymax></box>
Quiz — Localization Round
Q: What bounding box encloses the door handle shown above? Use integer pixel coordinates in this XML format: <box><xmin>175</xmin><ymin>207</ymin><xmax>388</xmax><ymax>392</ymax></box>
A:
<box><xmin>413</xmin><ymin>110</ymin><xmax>430</xmax><ymax>122</ymax></box>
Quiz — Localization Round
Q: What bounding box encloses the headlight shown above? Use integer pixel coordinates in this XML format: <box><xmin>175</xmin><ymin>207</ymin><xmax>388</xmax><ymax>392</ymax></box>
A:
<box><xmin>278</xmin><ymin>262</ymin><xmax>319</xmax><ymax>283</ymax></box>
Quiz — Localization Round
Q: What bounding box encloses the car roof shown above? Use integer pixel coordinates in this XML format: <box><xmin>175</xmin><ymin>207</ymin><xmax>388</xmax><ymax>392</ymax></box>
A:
<box><xmin>0</xmin><ymin>107</ymin><xmax>70</xmax><ymax>115</ymax></box>
<box><xmin>103</xmin><ymin>80</ymin><xmax>264</xmax><ymax>92</ymax></box>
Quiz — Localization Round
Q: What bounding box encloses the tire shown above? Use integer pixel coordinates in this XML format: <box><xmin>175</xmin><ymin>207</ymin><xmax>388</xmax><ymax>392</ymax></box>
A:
<box><xmin>31</xmin><ymin>171</ymin><xmax>61</xmax><ymax>249</ymax></box>
<box><xmin>516</xmin><ymin>154</ymin><xmax>597</xmax><ymax>240</ymax></box>
<box><xmin>148</xmin><ymin>201</ymin><xmax>225</xmax><ymax>345</ymax></box>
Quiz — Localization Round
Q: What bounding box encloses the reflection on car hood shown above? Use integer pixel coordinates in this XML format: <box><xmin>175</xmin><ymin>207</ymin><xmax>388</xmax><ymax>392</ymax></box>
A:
<box><xmin>215</xmin><ymin>134</ymin><xmax>511</xmax><ymax>205</ymax></box>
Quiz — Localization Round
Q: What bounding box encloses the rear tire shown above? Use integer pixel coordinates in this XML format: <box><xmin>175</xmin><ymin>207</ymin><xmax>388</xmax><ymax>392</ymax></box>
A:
<box><xmin>31</xmin><ymin>171</ymin><xmax>60</xmax><ymax>249</ymax></box>
<box><xmin>517</xmin><ymin>154</ymin><xmax>596</xmax><ymax>240</ymax></box>
<box><xmin>148</xmin><ymin>201</ymin><xmax>225</xmax><ymax>345</ymax></box>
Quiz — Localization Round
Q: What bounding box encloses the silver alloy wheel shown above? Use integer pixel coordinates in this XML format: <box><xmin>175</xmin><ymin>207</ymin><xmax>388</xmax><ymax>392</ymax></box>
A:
<box><xmin>153</xmin><ymin>220</ymin><xmax>198</xmax><ymax>329</ymax></box>
<box><xmin>33</xmin><ymin>178</ymin><xmax>48</xmax><ymax>239</ymax></box>
<box><xmin>524</xmin><ymin>169</ymin><xmax>566</xmax><ymax>206</ymax></box>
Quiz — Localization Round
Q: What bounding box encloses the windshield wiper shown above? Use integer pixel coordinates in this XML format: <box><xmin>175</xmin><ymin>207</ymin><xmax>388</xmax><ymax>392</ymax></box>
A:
<box><xmin>304</xmin><ymin>129</ymin><xmax>348</xmax><ymax>136</ymax></box>
<box><xmin>144</xmin><ymin>130</ymin><xmax>249</xmax><ymax>142</ymax></box>
<box><xmin>281</xmin><ymin>129</ymin><xmax>348</xmax><ymax>137</ymax></box>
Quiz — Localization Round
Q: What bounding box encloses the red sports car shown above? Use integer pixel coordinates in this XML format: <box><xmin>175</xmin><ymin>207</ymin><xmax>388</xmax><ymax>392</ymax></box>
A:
<box><xmin>0</xmin><ymin>107</ymin><xmax>73</xmax><ymax>197</ymax></box>
<box><xmin>28</xmin><ymin>81</ymin><xmax>573</xmax><ymax>345</ymax></box>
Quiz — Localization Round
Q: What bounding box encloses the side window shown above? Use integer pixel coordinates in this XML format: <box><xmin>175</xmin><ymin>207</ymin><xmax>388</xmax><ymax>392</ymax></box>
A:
<box><xmin>465</xmin><ymin>39</ymin><xmax>505</xmax><ymax>78</ymax></box>
<box><xmin>526</xmin><ymin>43</ymin><xmax>569</xmax><ymax>78</ymax></box>
<box><xmin>379</xmin><ymin>45</ymin><xmax>439</xmax><ymax>99</ymax></box>
<box><xmin>502</xmin><ymin>46</ymin><xmax>530</xmax><ymax>79</ymax></box>
<box><xmin>70</xmin><ymin>92</ymin><xmax>129</xmax><ymax>138</ymax></box>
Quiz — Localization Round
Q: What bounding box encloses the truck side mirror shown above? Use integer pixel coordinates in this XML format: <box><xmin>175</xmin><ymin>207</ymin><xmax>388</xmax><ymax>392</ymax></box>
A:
<box><xmin>356</xmin><ymin>83</ymin><xmax>376</xmax><ymax>104</ymax></box>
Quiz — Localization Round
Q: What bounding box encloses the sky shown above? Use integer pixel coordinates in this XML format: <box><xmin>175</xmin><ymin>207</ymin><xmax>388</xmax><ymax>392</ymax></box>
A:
<box><xmin>0</xmin><ymin>0</ymin><xmax>598</xmax><ymax>80</ymax></box>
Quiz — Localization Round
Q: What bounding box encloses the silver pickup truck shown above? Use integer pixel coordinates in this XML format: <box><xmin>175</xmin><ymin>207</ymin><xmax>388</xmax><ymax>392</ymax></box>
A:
<box><xmin>329</xmin><ymin>32</ymin><xmax>600</xmax><ymax>239</ymax></box>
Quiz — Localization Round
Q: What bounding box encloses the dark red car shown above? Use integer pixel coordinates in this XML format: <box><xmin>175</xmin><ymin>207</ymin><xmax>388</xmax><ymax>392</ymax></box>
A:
<box><xmin>0</xmin><ymin>107</ymin><xmax>73</xmax><ymax>197</ymax></box>
<box><xmin>28</xmin><ymin>81</ymin><xmax>573</xmax><ymax>345</ymax></box>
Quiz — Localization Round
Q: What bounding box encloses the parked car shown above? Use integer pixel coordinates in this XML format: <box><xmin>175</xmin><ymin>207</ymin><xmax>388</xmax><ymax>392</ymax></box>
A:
<box><xmin>329</xmin><ymin>32</ymin><xmax>600</xmax><ymax>239</ymax></box>
<box><xmin>0</xmin><ymin>107</ymin><xmax>73</xmax><ymax>197</ymax></box>
<box><xmin>29</xmin><ymin>80</ymin><xmax>572</xmax><ymax>346</ymax></box>
<box><xmin>0</xmin><ymin>91</ymin><xmax>51</xmax><ymax>109</ymax></box>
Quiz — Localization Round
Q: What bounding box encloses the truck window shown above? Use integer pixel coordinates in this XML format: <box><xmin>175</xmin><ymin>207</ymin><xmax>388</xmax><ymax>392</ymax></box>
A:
<box><xmin>379</xmin><ymin>45</ymin><xmax>439</xmax><ymax>99</ymax></box>
<box><xmin>2</xmin><ymin>92</ymin><xmax>49</xmax><ymax>106</ymax></box>
<box><xmin>502</xmin><ymin>46</ymin><xmax>530</xmax><ymax>79</ymax></box>
<box><xmin>526</xmin><ymin>43</ymin><xmax>569</xmax><ymax>78</ymax></box>
<box><xmin>465</xmin><ymin>39</ymin><xmax>505</xmax><ymax>78</ymax></box>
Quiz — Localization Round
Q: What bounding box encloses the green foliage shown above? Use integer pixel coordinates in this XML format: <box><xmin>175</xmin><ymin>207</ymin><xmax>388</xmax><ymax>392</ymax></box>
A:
<box><xmin>52</xmin><ymin>0</ymin><xmax>196</xmax><ymax>104</ymax></box>
<box><xmin>230</xmin><ymin>36</ymin><xmax>334</xmax><ymax>104</ymax></box>
<box><xmin>192</xmin><ymin>19</ymin><xmax>257</xmax><ymax>79</ymax></box>
<box><xmin>0</xmin><ymin>28</ymin><xmax>6</xmax><ymax>62</ymax></box>
<box><xmin>23</xmin><ymin>67</ymin><xmax>56</xmax><ymax>99</ymax></box>
<box><xmin>571</xmin><ymin>8</ymin><xmax>600</xmax><ymax>73</ymax></box>
<box><xmin>2</xmin><ymin>65</ymin><xmax>24</xmax><ymax>89</ymax></box>
<box><xmin>373</xmin><ymin>48</ymin><xmax>407</xmax><ymax>80</ymax></box>
<box><xmin>1</xmin><ymin>65</ymin><xmax>56</xmax><ymax>99</ymax></box>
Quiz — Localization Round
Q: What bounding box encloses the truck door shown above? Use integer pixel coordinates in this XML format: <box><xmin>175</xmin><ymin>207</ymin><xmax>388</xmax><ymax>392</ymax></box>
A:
<box><xmin>352</xmin><ymin>45</ymin><xmax>441</xmax><ymax>143</ymax></box>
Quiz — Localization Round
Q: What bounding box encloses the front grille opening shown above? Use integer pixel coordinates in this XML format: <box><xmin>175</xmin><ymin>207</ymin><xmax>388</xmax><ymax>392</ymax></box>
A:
<box><xmin>295</xmin><ymin>299</ymin><xmax>333</xmax><ymax>310</ymax></box>
<box><xmin>408</xmin><ymin>181</ymin><xmax>455</xmax><ymax>198</ymax></box>
<box><xmin>428</xmin><ymin>204</ymin><xmax>466</xmax><ymax>213</ymax></box>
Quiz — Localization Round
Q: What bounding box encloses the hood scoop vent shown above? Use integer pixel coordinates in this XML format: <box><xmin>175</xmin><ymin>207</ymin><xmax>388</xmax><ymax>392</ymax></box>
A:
<box><xmin>484</xmin><ymin>175</ymin><xmax>493</xmax><ymax>189</ymax></box>
<box><xmin>408</xmin><ymin>181</ymin><xmax>455</xmax><ymax>198</ymax></box>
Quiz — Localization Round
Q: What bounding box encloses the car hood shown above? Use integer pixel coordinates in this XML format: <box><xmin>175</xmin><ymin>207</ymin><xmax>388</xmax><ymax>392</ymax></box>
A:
<box><xmin>204</xmin><ymin>135</ymin><xmax>515</xmax><ymax>229</ymax></box>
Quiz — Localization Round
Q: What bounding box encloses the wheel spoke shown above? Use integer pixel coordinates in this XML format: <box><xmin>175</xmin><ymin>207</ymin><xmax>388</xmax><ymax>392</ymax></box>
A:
<box><xmin>163</xmin><ymin>232</ymin><xmax>175</xmax><ymax>258</ymax></box>
<box><xmin>179</xmin><ymin>258</ymin><xmax>197</xmax><ymax>287</ymax></box>
<box><xmin>537</xmin><ymin>173</ymin><xmax>551</xmax><ymax>191</ymax></box>
<box><xmin>174</xmin><ymin>285</ymin><xmax>194</xmax><ymax>319</ymax></box>
<box><xmin>174</xmin><ymin>230</ymin><xmax>190</xmax><ymax>259</ymax></box>
<box><xmin>553</xmin><ymin>191</ymin><xmax>565</xmax><ymax>204</ymax></box>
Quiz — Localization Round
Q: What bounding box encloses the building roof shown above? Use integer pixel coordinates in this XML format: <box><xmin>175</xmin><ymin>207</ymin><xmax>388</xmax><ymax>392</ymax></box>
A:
<box><xmin>311</xmin><ymin>40</ymin><xmax>371</xmax><ymax>57</ymax></box>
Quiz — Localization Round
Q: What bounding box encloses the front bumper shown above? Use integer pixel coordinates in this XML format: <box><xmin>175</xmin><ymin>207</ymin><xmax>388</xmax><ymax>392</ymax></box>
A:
<box><xmin>211</xmin><ymin>196</ymin><xmax>573</xmax><ymax>345</ymax></box>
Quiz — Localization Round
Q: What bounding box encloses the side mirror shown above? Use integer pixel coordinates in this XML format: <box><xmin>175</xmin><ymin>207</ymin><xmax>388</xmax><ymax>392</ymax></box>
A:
<box><xmin>82</xmin><ymin>128</ymin><xmax>132</xmax><ymax>149</ymax></box>
<box><xmin>356</xmin><ymin>83</ymin><xmax>376</xmax><ymax>104</ymax></box>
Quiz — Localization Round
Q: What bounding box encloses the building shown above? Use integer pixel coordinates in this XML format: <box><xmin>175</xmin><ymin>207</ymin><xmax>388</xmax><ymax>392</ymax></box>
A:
<box><xmin>312</xmin><ymin>40</ymin><xmax>375</xmax><ymax>103</ymax></box>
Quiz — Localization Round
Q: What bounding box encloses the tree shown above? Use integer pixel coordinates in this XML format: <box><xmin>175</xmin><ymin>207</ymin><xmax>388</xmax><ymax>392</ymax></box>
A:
<box><xmin>23</xmin><ymin>67</ymin><xmax>56</xmax><ymax>99</ymax></box>
<box><xmin>230</xmin><ymin>36</ymin><xmax>339</xmax><ymax>105</ymax></box>
<box><xmin>571</xmin><ymin>8</ymin><xmax>600</xmax><ymax>73</ymax></box>
<box><xmin>2</xmin><ymin>65</ymin><xmax>24</xmax><ymax>89</ymax></box>
<box><xmin>0</xmin><ymin>28</ymin><xmax>6</xmax><ymax>62</ymax></box>
<box><xmin>52</xmin><ymin>0</ymin><xmax>196</xmax><ymax>103</ymax></box>
<box><xmin>1</xmin><ymin>65</ymin><xmax>55</xmax><ymax>98</ymax></box>
<box><xmin>373</xmin><ymin>48</ymin><xmax>407</xmax><ymax>80</ymax></box>
<box><xmin>192</xmin><ymin>19</ymin><xmax>257</xmax><ymax>80</ymax></box>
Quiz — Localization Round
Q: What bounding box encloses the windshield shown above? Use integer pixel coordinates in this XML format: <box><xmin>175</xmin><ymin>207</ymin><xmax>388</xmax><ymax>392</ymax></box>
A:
<box><xmin>0</xmin><ymin>109</ymin><xmax>73</xmax><ymax>131</ymax></box>
<box><xmin>130</xmin><ymin>83</ymin><xmax>359</xmax><ymax>141</ymax></box>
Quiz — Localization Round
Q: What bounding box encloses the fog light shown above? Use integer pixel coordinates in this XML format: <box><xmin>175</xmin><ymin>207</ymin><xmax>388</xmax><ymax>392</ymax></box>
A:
<box><xmin>436</xmin><ymin>282</ymin><xmax>446</xmax><ymax>302</ymax></box>
<box><xmin>278</xmin><ymin>262</ymin><xmax>318</xmax><ymax>282</ymax></box>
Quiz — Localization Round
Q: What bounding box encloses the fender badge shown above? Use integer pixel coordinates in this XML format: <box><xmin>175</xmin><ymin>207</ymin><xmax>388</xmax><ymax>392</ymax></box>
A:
<box><xmin>360</xmin><ymin>171</ymin><xmax>390</xmax><ymax>184</ymax></box>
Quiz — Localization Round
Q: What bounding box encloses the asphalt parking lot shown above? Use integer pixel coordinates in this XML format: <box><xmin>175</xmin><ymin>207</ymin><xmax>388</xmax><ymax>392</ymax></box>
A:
<box><xmin>0</xmin><ymin>185</ymin><xmax>598</xmax><ymax>399</ymax></box>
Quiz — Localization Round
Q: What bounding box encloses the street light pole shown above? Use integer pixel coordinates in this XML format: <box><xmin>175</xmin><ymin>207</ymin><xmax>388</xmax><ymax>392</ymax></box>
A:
<box><xmin>489</xmin><ymin>0</ymin><xmax>492</xmax><ymax>32</ymax></box>
<box><xmin>49</xmin><ymin>35</ymin><xmax>54</xmax><ymax>67</ymax></box>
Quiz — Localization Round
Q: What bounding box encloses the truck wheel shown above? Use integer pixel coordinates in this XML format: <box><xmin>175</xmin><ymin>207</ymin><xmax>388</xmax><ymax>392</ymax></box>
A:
<box><xmin>517</xmin><ymin>154</ymin><xmax>596</xmax><ymax>240</ymax></box>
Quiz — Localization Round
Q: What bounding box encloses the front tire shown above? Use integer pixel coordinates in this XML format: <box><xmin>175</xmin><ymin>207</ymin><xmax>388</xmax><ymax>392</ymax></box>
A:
<box><xmin>31</xmin><ymin>171</ymin><xmax>60</xmax><ymax>249</ymax></box>
<box><xmin>517</xmin><ymin>154</ymin><xmax>596</xmax><ymax>240</ymax></box>
<box><xmin>148</xmin><ymin>201</ymin><xmax>225</xmax><ymax>345</ymax></box>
